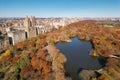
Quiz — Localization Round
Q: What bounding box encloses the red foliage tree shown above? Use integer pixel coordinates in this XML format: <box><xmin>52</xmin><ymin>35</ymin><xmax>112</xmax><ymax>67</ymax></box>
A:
<box><xmin>20</xmin><ymin>65</ymin><xmax>33</xmax><ymax>77</ymax></box>
<box><xmin>28</xmin><ymin>41</ymin><xmax>35</xmax><ymax>48</ymax></box>
<box><xmin>16</xmin><ymin>42</ymin><xmax>25</xmax><ymax>50</ymax></box>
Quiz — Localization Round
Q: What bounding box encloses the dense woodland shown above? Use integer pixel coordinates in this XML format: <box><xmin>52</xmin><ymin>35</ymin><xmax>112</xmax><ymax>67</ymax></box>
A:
<box><xmin>0</xmin><ymin>20</ymin><xmax>120</xmax><ymax>80</ymax></box>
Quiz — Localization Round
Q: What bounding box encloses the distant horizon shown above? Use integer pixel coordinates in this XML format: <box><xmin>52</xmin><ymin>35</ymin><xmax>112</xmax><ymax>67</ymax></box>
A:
<box><xmin>0</xmin><ymin>0</ymin><xmax>120</xmax><ymax>17</ymax></box>
<box><xmin>0</xmin><ymin>16</ymin><xmax>120</xmax><ymax>18</ymax></box>
<box><xmin>1</xmin><ymin>16</ymin><xmax>120</xmax><ymax>18</ymax></box>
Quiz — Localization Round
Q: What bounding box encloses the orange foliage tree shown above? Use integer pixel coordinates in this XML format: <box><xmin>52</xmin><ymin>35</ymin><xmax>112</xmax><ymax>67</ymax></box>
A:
<box><xmin>28</xmin><ymin>41</ymin><xmax>35</xmax><ymax>48</ymax></box>
<box><xmin>37</xmin><ymin>48</ymin><xmax>47</xmax><ymax>60</ymax></box>
<box><xmin>16</xmin><ymin>42</ymin><xmax>25</xmax><ymax>50</ymax></box>
<box><xmin>31</xmin><ymin>54</ymin><xmax>51</xmax><ymax>77</ymax></box>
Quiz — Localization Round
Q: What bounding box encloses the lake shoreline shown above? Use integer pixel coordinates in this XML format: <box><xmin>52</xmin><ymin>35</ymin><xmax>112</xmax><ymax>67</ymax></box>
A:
<box><xmin>56</xmin><ymin>37</ymin><xmax>106</xmax><ymax>80</ymax></box>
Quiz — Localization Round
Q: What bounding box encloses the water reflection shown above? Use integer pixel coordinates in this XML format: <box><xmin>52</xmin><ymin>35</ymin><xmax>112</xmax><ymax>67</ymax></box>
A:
<box><xmin>56</xmin><ymin>37</ymin><xmax>105</xmax><ymax>80</ymax></box>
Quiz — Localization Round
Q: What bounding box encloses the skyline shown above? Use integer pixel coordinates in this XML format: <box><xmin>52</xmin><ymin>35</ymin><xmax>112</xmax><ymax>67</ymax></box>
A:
<box><xmin>0</xmin><ymin>0</ymin><xmax>120</xmax><ymax>18</ymax></box>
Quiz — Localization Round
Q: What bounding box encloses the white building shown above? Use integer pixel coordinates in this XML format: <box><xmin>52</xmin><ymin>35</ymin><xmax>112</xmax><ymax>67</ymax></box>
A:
<box><xmin>7</xmin><ymin>30</ymin><xmax>26</xmax><ymax>45</ymax></box>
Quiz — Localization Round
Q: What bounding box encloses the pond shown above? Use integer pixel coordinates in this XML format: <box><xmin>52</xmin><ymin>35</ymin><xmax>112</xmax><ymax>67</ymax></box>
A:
<box><xmin>56</xmin><ymin>37</ymin><xmax>105</xmax><ymax>80</ymax></box>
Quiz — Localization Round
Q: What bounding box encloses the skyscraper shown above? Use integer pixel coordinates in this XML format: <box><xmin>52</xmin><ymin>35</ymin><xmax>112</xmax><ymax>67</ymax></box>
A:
<box><xmin>24</xmin><ymin>16</ymin><xmax>37</xmax><ymax>38</ymax></box>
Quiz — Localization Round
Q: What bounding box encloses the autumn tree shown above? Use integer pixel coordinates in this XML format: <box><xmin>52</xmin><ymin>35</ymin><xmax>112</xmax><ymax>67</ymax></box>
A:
<box><xmin>0</xmin><ymin>50</ymin><xmax>11</xmax><ymax>68</ymax></box>
<box><xmin>28</xmin><ymin>41</ymin><xmax>35</xmax><ymax>48</ymax></box>
<box><xmin>16</xmin><ymin>42</ymin><xmax>25</xmax><ymax>50</ymax></box>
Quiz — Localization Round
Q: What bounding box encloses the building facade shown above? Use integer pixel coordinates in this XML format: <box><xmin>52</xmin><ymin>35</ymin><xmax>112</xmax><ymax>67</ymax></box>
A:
<box><xmin>24</xmin><ymin>16</ymin><xmax>37</xmax><ymax>38</ymax></box>
<box><xmin>0</xmin><ymin>35</ymin><xmax>9</xmax><ymax>49</ymax></box>
<box><xmin>7</xmin><ymin>30</ymin><xmax>26</xmax><ymax>45</ymax></box>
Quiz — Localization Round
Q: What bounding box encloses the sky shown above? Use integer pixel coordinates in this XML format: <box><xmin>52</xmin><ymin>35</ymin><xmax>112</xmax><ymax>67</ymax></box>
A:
<box><xmin>0</xmin><ymin>0</ymin><xmax>120</xmax><ymax>17</ymax></box>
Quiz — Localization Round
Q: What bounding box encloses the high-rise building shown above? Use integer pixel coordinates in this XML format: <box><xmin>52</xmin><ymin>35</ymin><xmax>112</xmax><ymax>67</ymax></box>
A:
<box><xmin>7</xmin><ymin>30</ymin><xmax>26</xmax><ymax>45</ymax></box>
<box><xmin>24</xmin><ymin>16</ymin><xmax>31</xmax><ymax>28</ymax></box>
<box><xmin>30</xmin><ymin>16</ymin><xmax>36</xmax><ymax>27</ymax></box>
<box><xmin>24</xmin><ymin>16</ymin><xmax>37</xmax><ymax>38</ymax></box>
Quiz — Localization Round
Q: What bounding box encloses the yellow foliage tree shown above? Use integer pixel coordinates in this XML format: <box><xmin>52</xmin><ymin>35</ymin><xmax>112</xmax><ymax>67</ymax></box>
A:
<box><xmin>0</xmin><ymin>50</ymin><xmax>10</xmax><ymax>60</ymax></box>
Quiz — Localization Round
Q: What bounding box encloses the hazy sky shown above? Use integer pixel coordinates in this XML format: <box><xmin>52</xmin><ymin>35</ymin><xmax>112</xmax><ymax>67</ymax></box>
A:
<box><xmin>0</xmin><ymin>0</ymin><xmax>120</xmax><ymax>17</ymax></box>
